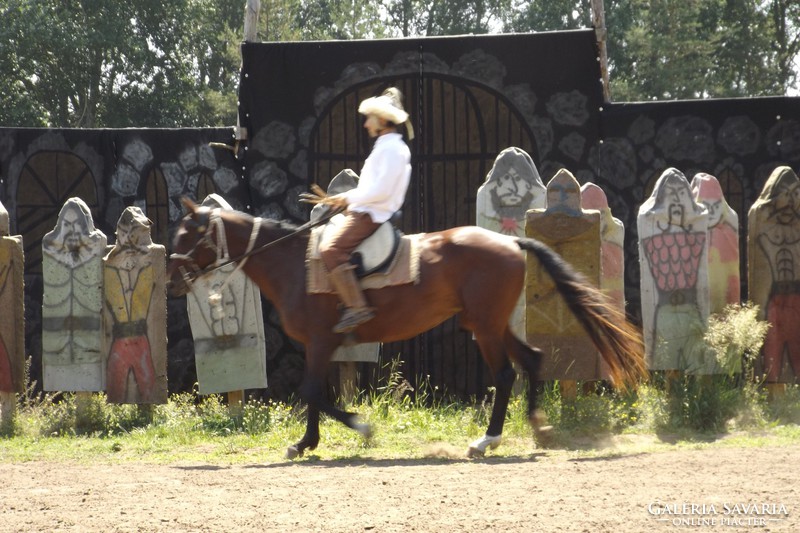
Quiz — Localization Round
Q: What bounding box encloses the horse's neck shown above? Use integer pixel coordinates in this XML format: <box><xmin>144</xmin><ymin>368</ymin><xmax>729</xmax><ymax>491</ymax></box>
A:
<box><xmin>225</xmin><ymin>216</ymin><xmax>306</xmax><ymax>303</ymax></box>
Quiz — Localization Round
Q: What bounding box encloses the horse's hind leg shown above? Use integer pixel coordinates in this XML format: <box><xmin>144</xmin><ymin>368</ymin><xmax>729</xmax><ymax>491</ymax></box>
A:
<box><xmin>468</xmin><ymin>334</ymin><xmax>516</xmax><ymax>458</ymax></box>
<box><xmin>504</xmin><ymin>330</ymin><xmax>553</xmax><ymax>444</ymax></box>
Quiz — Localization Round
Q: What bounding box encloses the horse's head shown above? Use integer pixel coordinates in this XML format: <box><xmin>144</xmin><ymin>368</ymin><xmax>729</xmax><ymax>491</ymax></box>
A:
<box><xmin>167</xmin><ymin>197</ymin><xmax>219</xmax><ymax>297</ymax></box>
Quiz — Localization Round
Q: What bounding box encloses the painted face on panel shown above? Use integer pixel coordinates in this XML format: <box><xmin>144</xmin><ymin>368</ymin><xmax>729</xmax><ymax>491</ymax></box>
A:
<box><xmin>771</xmin><ymin>180</ymin><xmax>800</xmax><ymax>225</ymax></box>
<box><xmin>657</xmin><ymin>174</ymin><xmax>694</xmax><ymax>230</ymax></box>
<box><xmin>495</xmin><ymin>167</ymin><xmax>532</xmax><ymax>207</ymax></box>
<box><xmin>61</xmin><ymin>207</ymin><xmax>84</xmax><ymax>253</ymax></box>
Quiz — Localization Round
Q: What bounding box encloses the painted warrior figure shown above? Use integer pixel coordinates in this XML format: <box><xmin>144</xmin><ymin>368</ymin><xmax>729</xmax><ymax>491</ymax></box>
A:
<box><xmin>749</xmin><ymin>166</ymin><xmax>800</xmax><ymax>382</ymax></box>
<box><xmin>104</xmin><ymin>207</ymin><xmax>159</xmax><ymax>403</ymax></box>
<box><xmin>42</xmin><ymin>198</ymin><xmax>107</xmax><ymax>390</ymax></box>
<box><xmin>691</xmin><ymin>173</ymin><xmax>740</xmax><ymax>314</ymax></box>
<box><xmin>477</xmin><ymin>147</ymin><xmax>546</xmax><ymax>236</ymax></box>
<box><xmin>639</xmin><ymin>168</ymin><xmax>710</xmax><ymax>371</ymax></box>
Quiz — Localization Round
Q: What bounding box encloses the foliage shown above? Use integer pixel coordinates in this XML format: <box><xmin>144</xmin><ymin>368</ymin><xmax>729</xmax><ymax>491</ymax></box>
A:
<box><xmin>1</xmin><ymin>0</ymin><xmax>798</xmax><ymax>127</ymax></box>
<box><xmin>705</xmin><ymin>303</ymin><xmax>770</xmax><ymax>377</ymax></box>
<box><xmin>3</xmin><ymin>338</ymin><xmax>799</xmax><ymax>465</ymax></box>
<box><xmin>505</xmin><ymin>0</ymin><xmax>799</xmax><ymax>100</ymax></box>
<box><xmin>0</xmin><ymin>0</ymin><xmax>242</xmax><ymax>127</ymax></box>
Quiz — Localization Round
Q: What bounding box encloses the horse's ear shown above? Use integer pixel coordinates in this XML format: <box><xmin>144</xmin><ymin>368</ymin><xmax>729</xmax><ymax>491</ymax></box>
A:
<box><xmin>181</xmin><ymin>197</ymin><xmax>199</xmax><ymax>214</ymax></box>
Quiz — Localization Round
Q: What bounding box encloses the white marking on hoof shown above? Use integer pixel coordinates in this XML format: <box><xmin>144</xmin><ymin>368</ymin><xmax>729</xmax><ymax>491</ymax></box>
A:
<box><xmin>466</xmin><ymin>434</ymin><xmax>502</xmax><ymax>458</ymax></box>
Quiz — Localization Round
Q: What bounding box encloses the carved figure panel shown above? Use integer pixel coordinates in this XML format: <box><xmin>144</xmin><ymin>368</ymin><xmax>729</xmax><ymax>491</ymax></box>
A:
<box><xmin>748</xmin><ymin>166</ymin><xmax>800</xmax><ymax>382</ymax></box>
<box><xmin>478</xmin><ymin>148</ymin><xmax>546</xmax><ymax>339</ymax></box>
<box><xmin>526</xmin><ymin>169</ymin><xmax>603</xmax><ymax>381</ymax></box>
<box><xmin>103</xmin><ymin>207</ymin><xmax>167</xmax><ymax>403</ymax></box>
<box><xmin>0</xmin><ymin>201</ymin><xmax>25</xmax><ymax>393</ymax></box>
<box><xmin>187</xmin><ymin>194</ymin><xmax>268</xmax><ymax>394</ymax></box>
<box><xmin>638</xmin><ymin>168</ymin><xmax>711</xmax><ymax>373</ymax></box>
<box><xmin>42</xmin><ymin>198</ymin><xmax>107</xmax><ymax>391</ymax></box>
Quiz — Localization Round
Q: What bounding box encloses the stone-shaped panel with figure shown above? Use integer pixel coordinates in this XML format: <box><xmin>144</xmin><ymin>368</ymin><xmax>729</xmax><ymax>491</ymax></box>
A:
<box><xmin>580</xmin><ymin>182</ymin><xmax>625</xmax><ymax>311</ymax></box>
<box><xmin>477</xmin><ymin>147</ymin><xmax>546</xmax><ymax>340</ymax></box>
<box><xmin>638</xmin><ymin>168</ymin><xmax>711</xmax><ymax>373</ymax></box>
<box><xmin>525</xmin><ymin>168</ymin><xmax>604</xmax><ymax>381</ymax></box>
<box><xmin>41</xmin><ymin>198</ymin><xmax>107</xmax><ymax>391</ymax></box>
<box><xmin>0</xmin><ymin>201</ymin><xmax>25</xmax><ymax>394</ymax></box>
<box><xmin>691</xmin><ymin>173</ymin><xmax>740</xmax><ymax>315</ymax></box>
<box><xmin>103</xmin><ymin>207</ymin><xmax>168</xmax><ymax>404</ymax></box>
<box><xmin>748</xmin><ymin>166</ymin><xmax>800</xmax><ymax>383</ymax></box>
<box><xmin>186</xmin><ymin>193</ymin><xmax>268</xmax><ymax>394</ymax></box>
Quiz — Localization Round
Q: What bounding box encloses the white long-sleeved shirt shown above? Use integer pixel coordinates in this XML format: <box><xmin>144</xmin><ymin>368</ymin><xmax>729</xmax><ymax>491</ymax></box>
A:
<box><xmin>342</xmin><ymin>132</ymin><xmax>411</xmax><ymax>223</ymax></box>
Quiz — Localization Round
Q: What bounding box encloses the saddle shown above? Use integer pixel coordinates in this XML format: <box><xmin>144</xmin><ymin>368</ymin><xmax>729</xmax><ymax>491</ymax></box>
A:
<box><xmin>307</xmin><ymin>214</ymin><xmax>421</xmax><ymax>294</ymax></box>
<box><xmin>320</xmin><ymin>213</ymin><xmax>402</xmax><ymax>277</ymax></box>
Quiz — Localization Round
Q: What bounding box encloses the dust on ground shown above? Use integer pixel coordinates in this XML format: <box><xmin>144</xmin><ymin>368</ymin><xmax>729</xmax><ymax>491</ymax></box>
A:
<box><xmin>1</xmin><ymin>442</ymin><xmax>797</xmax><ymax>532</ymax></box>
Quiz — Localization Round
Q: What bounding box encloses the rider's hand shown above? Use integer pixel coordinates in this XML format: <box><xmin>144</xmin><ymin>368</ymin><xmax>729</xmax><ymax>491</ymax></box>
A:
<box><xmin>299</xmin><ymin>184</ymin><xmax>349</xmax><ymax>208</ymax></box>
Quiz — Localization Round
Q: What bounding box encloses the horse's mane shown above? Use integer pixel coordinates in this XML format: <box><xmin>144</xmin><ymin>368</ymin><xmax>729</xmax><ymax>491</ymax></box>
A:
<box><xmin>226</xmin><ymin>209</ymin><xmax>301</xmax><ymax>236</ymax></box>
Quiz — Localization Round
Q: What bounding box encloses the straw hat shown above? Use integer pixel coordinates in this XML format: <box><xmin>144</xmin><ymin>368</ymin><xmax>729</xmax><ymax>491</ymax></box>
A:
<box><xmin>358</xmin><ymin>88</ymin><xmax>415</xmax><ymax>140</ymax></box>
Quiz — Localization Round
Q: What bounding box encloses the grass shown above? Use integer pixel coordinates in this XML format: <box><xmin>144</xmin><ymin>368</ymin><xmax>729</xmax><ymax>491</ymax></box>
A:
<box><xmin>1</xmin><ymin>304</ymin><xmax>797</xmax><ymax>465</ymax></box>
<box><xmin>1</xmin><ymin>371</ymin><xmax>799</xmax><ymax>465</ymax></box>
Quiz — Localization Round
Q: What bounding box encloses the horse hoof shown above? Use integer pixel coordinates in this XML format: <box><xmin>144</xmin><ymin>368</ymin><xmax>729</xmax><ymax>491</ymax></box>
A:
<box><xmin>533</xmin><ymin>425</ymin><xmax>555</xmax><ymax>448</ymax></box>
<box><xmin>353</xmin><ymin>422</ymin><xmax>373</xmax><ymax>440</ymax></box>
<box><xmin>286</xmin><ymin>445</ymin><xmax>303</xmax><ymax>460</ymax></box>
<box><xmin>466</xmin><ymin>446</ymin><xmax>485</xmax><ymax>459</ymax></box>
<box><xmin>466</xmin><ymin>434</ymin><xmax>501</xmax><ymax>458</ymax></box>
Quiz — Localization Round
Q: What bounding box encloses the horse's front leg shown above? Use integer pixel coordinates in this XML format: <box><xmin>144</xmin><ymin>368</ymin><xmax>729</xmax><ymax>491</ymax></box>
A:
<box><xmin>287</xmin><ymin>344</ymin><xmax>372</xmax><ymax>459</ymax></box>
<box><xmin>287</xmin><ymin>404</ymin><xmax>320</xmax><ymax>459</ymax></box>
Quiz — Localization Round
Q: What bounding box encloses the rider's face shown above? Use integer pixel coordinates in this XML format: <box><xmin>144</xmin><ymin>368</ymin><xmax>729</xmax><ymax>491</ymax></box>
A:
<box><xmin>364</xmin><ymin>114</ymin><xmax>389</xmax><ymax>138</ymax></box>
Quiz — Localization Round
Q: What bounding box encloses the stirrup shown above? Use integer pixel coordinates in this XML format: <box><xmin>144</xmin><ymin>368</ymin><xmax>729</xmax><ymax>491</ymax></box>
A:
<box><xmin>333</xmin><ymin>307</ymin><xmax>375</xmax><ymax>334</ymax></box>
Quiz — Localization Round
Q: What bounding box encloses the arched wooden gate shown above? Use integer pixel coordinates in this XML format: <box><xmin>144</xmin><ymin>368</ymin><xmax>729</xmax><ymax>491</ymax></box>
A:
<box><xmin>310</xmin><ymin>75</ymin><xmax>537</xmax><ymax>399</ymax></box>
<box><xmin>15</xmin><ymin>151</ymin><xmax>99</xmax><ymax>272</ymax></box>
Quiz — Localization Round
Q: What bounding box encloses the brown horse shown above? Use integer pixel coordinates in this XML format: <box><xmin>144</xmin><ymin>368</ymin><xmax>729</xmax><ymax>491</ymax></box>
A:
<box><xmin>168</xmin><ymin>199</ymin><xmax>646</xmax><ymax>459</ymax></box>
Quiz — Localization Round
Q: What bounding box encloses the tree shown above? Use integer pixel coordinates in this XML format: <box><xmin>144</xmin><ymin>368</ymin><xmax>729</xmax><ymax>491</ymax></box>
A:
<box><xmin>0</xmin><ymin>0</ymin><xmax>242</xmax><ymax>127</ymax></box>
<box><xmin>294</xmin><ymin>0</ymin><xmax>386</xmax><ymax>40</ymax></box>
<box><xmin>506</xmin><ymin>0</ymin><xmax>591</xmax><ymax>33</ymax></box>
<box><xmin>767</xmin><ymin>0</ymin><xmax>800</xmax><ymax>91</ymax></box>
<box><xmin>508</xmin><ymin>0</ymin><xmax>799</xmax><ymax>100</ymax></box>
<box><xmin>381</xmin><ymin>0</ymin><xmax>512</xmax><ymax>37</ymax></box>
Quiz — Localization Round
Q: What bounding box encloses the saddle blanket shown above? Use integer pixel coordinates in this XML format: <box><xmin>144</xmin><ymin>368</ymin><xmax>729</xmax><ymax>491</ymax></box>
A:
<box><xmin>306</xmin><ymin>227</ymin><xmax>422</xmax><ymax>294</ymax></box>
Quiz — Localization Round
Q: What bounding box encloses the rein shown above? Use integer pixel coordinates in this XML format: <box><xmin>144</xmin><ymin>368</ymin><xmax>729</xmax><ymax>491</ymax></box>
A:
<box><xmin>171</xmin><ymin>206</ymin><xmax>344</xmax><ymax>289</ymax></box>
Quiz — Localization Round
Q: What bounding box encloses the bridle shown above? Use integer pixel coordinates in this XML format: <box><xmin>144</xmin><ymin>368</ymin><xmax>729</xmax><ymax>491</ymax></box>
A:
<box><xmin>169</xmin><ymin>205</ymin><xmax>344</xmax><ymax>295</ymax></box>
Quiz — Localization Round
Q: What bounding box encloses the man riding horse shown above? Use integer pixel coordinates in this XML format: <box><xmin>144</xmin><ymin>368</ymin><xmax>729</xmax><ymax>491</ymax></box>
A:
<box><xmin>316</xmin><ymin>87</ymin><xmax>414</xmax><ymax>334</ymax></box>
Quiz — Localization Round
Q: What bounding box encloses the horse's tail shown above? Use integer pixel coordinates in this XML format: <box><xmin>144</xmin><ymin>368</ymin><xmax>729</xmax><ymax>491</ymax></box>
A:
<box><xmin>517</xmin><ymin>237</ymin><xmax>647</xmax><ymax>390</ymax></box>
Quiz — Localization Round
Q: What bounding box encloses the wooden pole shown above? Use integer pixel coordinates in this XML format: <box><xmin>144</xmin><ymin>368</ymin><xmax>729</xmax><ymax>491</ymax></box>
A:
<box><xmin>338</xmin><ymin>362</ymin><xmax>358</xmax><ymax>406</ymax></box>
<box><xmin>235</xmin><ymin>0</ymin><xmax>260</xmax><ymax>142</ymax></box>
<box><xmin>244</xmin><ymin>0</ymin><xmax>260</xmax><ymax>43</ymax></box>
<box><xmin>228</xmin><ymin>390</ymin><xmax>244</xmax><ymax>416</ymax></box>
<box><xmin>75</xmin><ymin>391</ymin><xmax>93</xmax><ymax>432</ymax></box>
<box><xmin>0</xmin><ymin>391</ymin><xmax>15</xmax><ymax>432</ymax></box>
<box><xmin>590</xmin><ymin>0</ymin><xmax>611</xmax><ymax>102</ymax></box>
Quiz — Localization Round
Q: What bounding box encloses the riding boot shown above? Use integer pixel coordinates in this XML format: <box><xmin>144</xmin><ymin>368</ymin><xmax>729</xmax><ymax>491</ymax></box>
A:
<box><xmin>328</xmin><ymin>264</ymin><xmax>375</xmax><ymax>333</ymax></box>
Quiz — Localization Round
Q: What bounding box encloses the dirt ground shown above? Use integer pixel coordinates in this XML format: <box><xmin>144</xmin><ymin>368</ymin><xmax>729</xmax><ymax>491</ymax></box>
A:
<box><xmin>1</xmin><ymin>443</ymin><xmax>798</xmax><ymax>532</ymax></box>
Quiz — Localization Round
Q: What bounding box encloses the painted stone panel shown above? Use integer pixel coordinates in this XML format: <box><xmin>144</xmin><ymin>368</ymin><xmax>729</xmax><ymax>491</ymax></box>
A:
<box><xmin>41</xmin><ymin>198</ymin><xmax>107</xmax><ymax>391</ymax></box>
<box><xmin>477</xmin><ymin>147</ymin><xmax>546</xmax><ymax>339</ymax></box>
<box><xmin>580</xmin><ymin>182</ymin><xmax>625</xmax><ymax>310</ymax></box>
<box><xmin>103</xmin><ymin>207</ymin><xmax>168</xmax><ymax>404</ymax></box>
<box><xmin>186</xmin><ymin>194</ymin><xmax>268</xmax><ymax>394</ymax></box>
<box><xmin>638</xmin><ymin>168</ymin><xmax>712</xmax><ymax>373</ymax></box>
<box><xmin>0</xmin><ymin>201</ymin><xmax>25</xmax><ymax>393</ymax></box>
<box><xmin>691</xmin><ymin>173</ymin><xmax>740</xmax><ymax>314</ymax></box>
<box><xmin>748</xmin><ymin>166</ymin><xmax>800</xmax><ymax>383</ymax></box>
<box><xmin>525</xmin><ymin>169</ymin><xmax>603</xmax><ymax>381</ymax></box>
